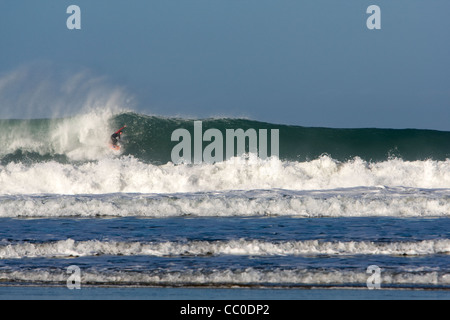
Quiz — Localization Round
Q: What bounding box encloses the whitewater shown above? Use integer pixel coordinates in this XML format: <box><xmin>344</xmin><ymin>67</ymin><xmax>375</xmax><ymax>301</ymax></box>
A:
<box><xmin>0</xmin><ymin>108</ymin><xmax>449</xmax><ymax>289</ymax></box>
<box><xmin>1</xmin><ymin>155</ymin><xmax>450</xmax><ymax>195</ymax></box>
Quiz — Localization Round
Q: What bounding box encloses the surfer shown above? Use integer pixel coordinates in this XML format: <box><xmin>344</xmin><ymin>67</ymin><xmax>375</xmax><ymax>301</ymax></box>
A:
<box><xmin>111</xmin><ymin>125</ymin><xmax>126</xmax><ymax>147</ymax></box>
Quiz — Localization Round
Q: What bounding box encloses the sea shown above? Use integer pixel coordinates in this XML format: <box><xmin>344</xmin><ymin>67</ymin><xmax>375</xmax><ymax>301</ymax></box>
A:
<box><xmin>0</xmin><ymin>109</ymin><xmax>449</xmax><ymax>300</ymax></box>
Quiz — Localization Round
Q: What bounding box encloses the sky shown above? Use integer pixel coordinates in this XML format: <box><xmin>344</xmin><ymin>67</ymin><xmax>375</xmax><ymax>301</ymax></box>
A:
<box><xmin>0</xmin><ymin>0</ymin><xmax>449</xmax><ymax>130</ymax></box>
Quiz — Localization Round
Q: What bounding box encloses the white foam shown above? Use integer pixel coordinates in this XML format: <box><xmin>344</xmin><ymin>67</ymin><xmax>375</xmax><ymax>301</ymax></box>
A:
<box><xmin>0</xmin><ymin>156</ymin><xmax>450</xmax><ymax>195</ymax></box>
<box><xmin>1</xmin><ymin>268</ymin><xmax>449</xmax><ymax>288</ymax></box>
<box><xmin>0</xmin><ymin>187</ymin><xmax>449</xmax><ymax>218</ymax></box>
<box><xmin>1</xmin><ymin>238</ymin><xmax>449</xmax><ymax>259</ymax></box>
<box><xmin>0</xmin><ymin>108</ymin><xmax>121</xmax><ymax>161</ymax></box>
<box><xmin>48</xmin><ymin>109</ymin><xmax>119</xmax><ymax>161</ymax></box>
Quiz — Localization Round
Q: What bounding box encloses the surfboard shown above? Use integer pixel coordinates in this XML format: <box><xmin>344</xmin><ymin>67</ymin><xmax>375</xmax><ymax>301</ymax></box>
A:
<box><xmin>110</xmin><ymin>144</ymin><xmax>121</xmax><ymax>151</ymax></box>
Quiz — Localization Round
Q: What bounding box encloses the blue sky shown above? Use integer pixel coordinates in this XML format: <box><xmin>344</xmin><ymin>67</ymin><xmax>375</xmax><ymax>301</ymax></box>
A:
<box><xmin>0</xmin><ymin>0</ymin><xmax>449</xmax><ymax>130</ymax></box>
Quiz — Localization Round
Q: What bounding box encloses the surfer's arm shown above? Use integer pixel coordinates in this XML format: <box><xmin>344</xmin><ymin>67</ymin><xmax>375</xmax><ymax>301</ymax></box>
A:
<box><xmin>115</xmin><ymin>125</ymin><xmax>126</xmax><ymax>134</ymax></box>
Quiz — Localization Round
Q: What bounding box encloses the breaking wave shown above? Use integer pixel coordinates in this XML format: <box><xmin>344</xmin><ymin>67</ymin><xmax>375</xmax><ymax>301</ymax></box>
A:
<box><xmin>0</xmin><ymin>187</ymin><xmax>449</xmax><ymax>218</ymax></box>
<box><xmin>1</xmin><ymin>110</ymin><xmax>449</xmax><ymax>165</ymax></box>
<box><xmin>1</xmin><ymin>238</ymin><xmax>449</xmax><ymax>259</ymax></box>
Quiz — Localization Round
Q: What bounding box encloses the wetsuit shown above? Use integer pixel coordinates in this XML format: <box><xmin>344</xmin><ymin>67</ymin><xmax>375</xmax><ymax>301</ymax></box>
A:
<box><xmin>111</xmin><ymin>126</ymin><xmax>126</xmax><ymax>146</ymax></box>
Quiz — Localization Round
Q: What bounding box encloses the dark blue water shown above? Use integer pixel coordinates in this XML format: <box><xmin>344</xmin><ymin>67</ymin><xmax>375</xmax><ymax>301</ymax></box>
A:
<box><xmin>1</xmin><ymin>217</ymin><xmax>449</xmax><ymax>242</ymax></box>
<box><xmin>1</xmin><ymin>216</ymin><xmax>449</xmax><ymax>290</ymax></box>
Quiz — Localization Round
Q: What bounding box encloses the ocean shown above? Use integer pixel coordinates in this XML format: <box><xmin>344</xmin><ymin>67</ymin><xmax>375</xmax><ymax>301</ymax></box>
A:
<box><xmin>0</xmin><ymin>109</ymin><xmax>449</xmax><ymax>299</ymax></box>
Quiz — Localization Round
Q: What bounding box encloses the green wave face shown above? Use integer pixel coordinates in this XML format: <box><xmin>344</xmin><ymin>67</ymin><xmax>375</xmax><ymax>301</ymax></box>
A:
<box><xmin>112</xmin><ymin>112</ymin><xmax>450</xmax><ymax>164</ymax></box>
<box><xmin>1</xmin><ymin>111</ymin><xmax>450</xmax><ymax>165</ymax></box>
